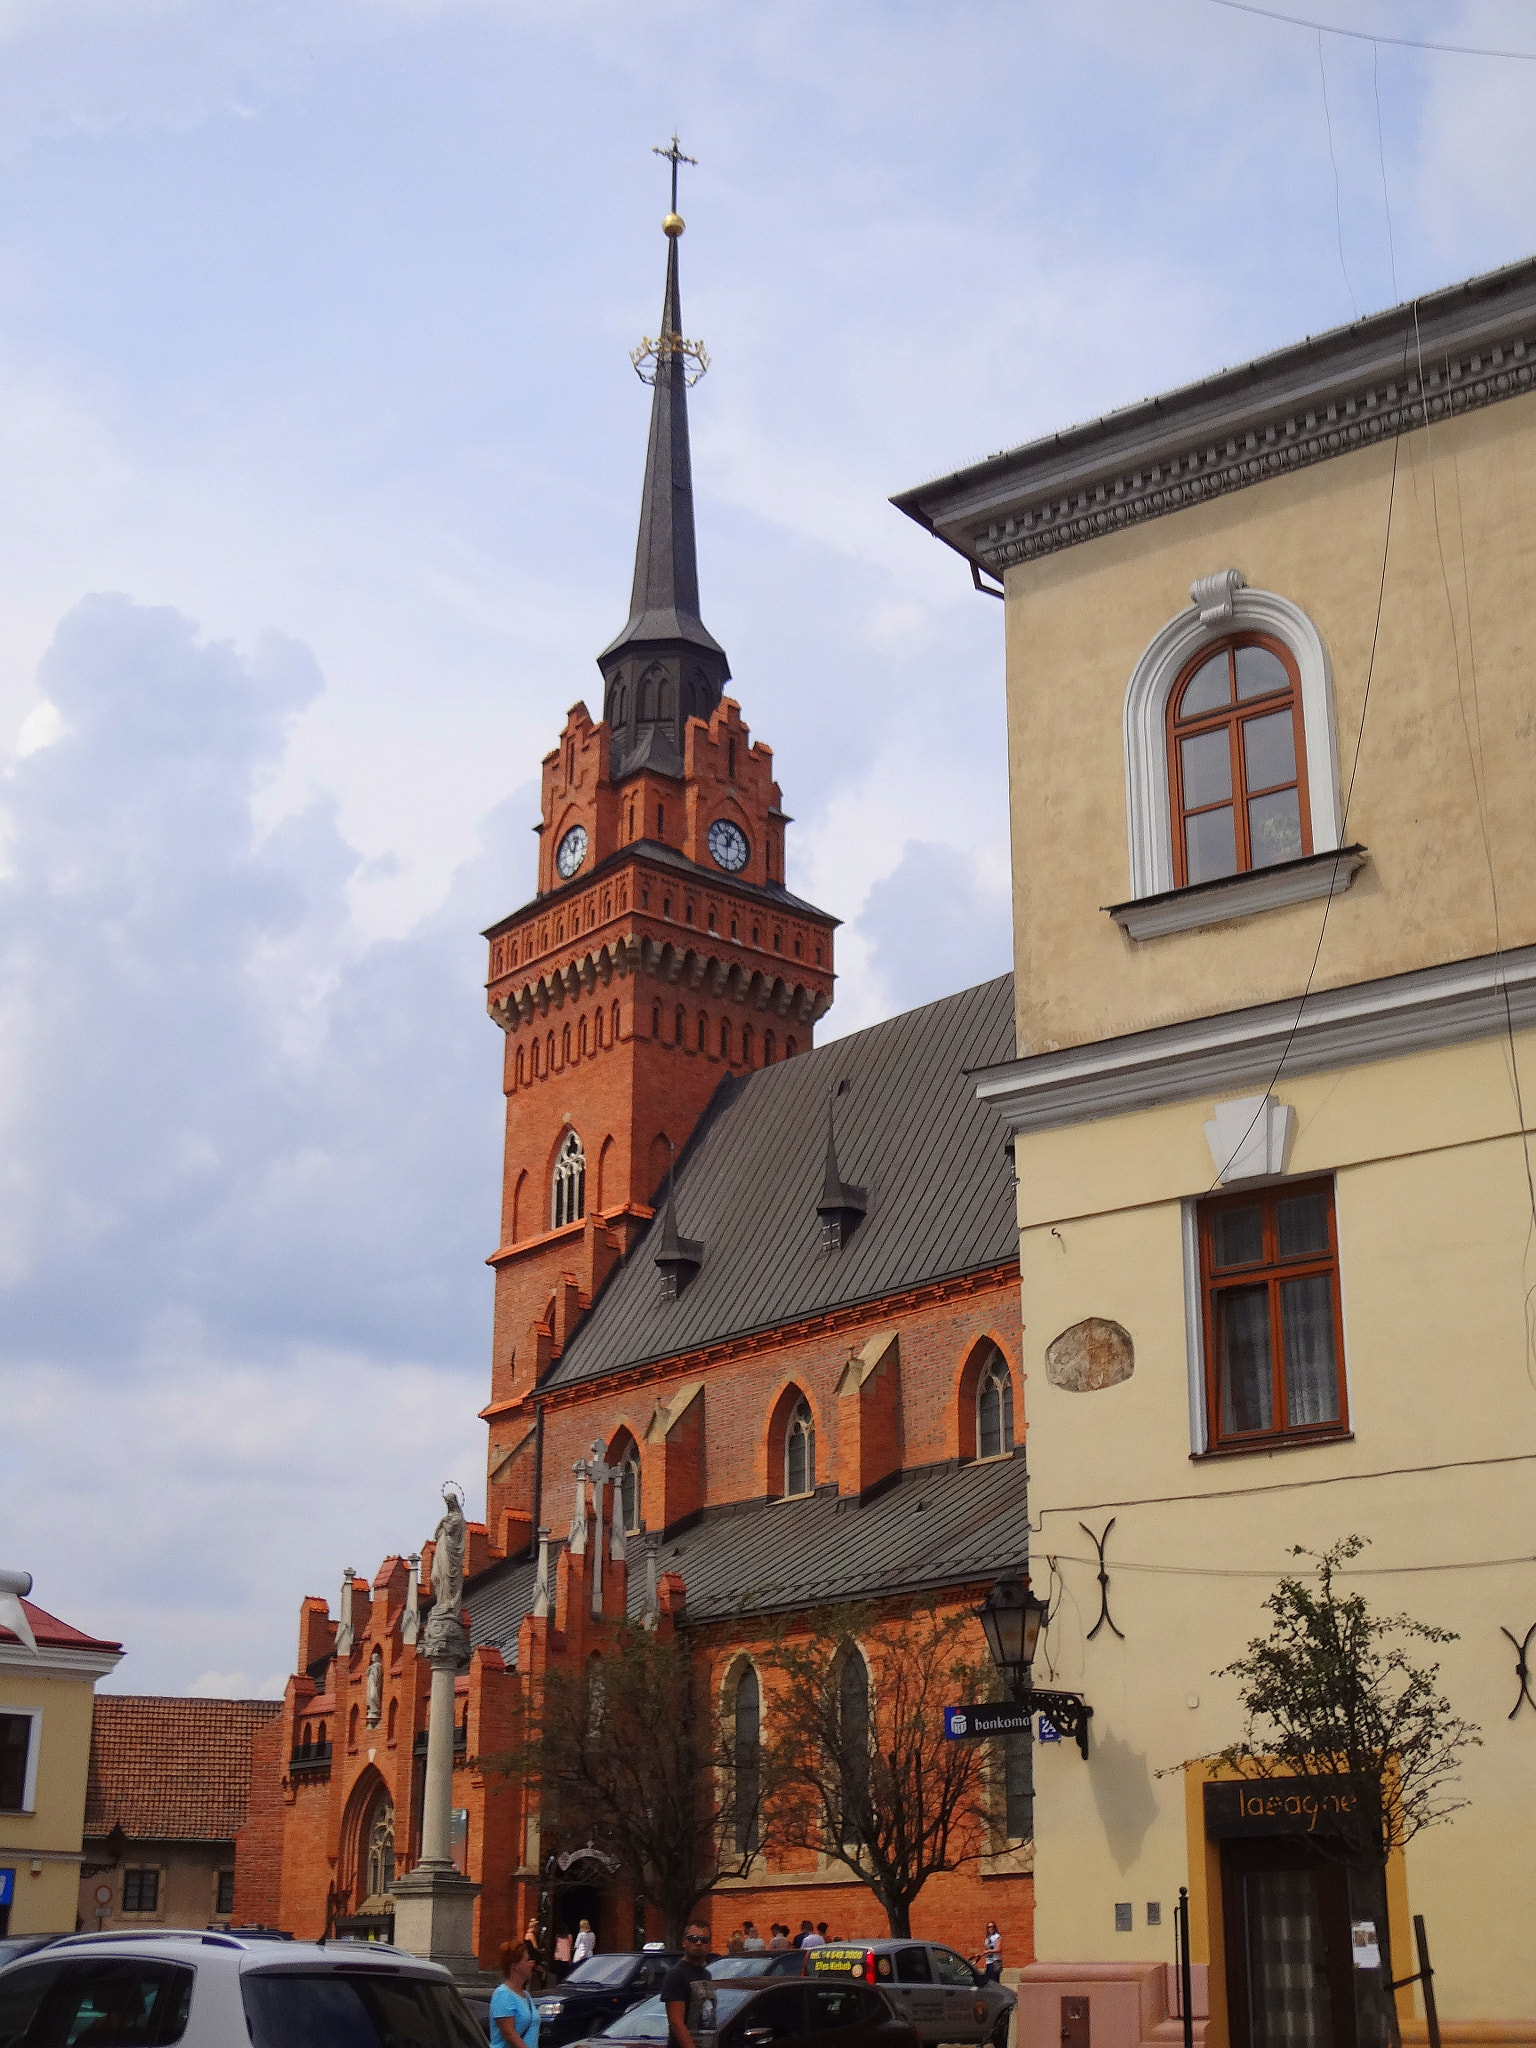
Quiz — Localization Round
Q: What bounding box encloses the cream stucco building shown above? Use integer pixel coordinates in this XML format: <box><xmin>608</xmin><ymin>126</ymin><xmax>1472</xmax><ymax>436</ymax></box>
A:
<box><xmin>0</xmin><ymin>1572</ymin><xmax>123</xmax><ymax>1937</ymax></box>
<box><xmin>899</xmin><ymin>257</ymin><xmax>1536</xmax><ymax>2046</ymax></box>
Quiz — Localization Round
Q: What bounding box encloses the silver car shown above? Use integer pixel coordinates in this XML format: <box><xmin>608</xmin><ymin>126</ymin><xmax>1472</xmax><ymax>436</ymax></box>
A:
<box><xmin>802</xmin><ymin>1941</ymin><xmax>1014</xmax><ymax>2048</ymax></box>
<box><xmin>0</xmin><ymin>1927</ymin><xmax>485</xmax><ymax>2046</ymax></box>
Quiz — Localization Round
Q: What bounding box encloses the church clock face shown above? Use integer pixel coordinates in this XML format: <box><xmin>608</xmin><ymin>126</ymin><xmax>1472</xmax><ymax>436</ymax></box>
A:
<box><xmin>707</xmin><ymin>819</ymin><xmax>749</xmax><ymax>873</ymax></box>
<box><xmin>555</xmin><ymin>825</ymin><xmax>588</xmax><ymax>880</ymax></box>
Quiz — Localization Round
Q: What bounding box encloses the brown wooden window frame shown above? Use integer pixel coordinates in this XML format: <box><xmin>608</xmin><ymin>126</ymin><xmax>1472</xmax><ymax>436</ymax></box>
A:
<box><xmin>1168</xmin><ymin>632</ymin><xmax>1312</xmax><ymax>889</ymax></box>
<box><xmin>1197</xmin><ymin>1176</ymin><xmax>1349</xmax><ymax>1455</ymax></box>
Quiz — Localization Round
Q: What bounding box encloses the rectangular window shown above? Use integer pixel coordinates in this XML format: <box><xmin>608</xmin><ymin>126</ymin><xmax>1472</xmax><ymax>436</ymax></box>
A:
<box><xmin>216</xmin><ymin>1870</ymin><xmax>236</xmax><ymax>1916</ymax></box>
<box><xmin>0</xmin><ymin>1713</ymin><xmax>33</xmax><ymax>1811</ymax></box>
<box><xmin>1198</xmin><ymin>1179</ymin><xmax>1347</xmax><ymax>1453</ymax></box>
<box><xmin>122</xmin><ymin>1867</ymin><xmax>160</xmax><ymax>1914</ymax></box>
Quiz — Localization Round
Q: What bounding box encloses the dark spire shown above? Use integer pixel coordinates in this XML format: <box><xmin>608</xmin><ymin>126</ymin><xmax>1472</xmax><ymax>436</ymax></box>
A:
<box><xmin>818</xmin><ymin>1080</ymin><xmax>867</xmax><ymax>1253</ymax></box>
<box><xmin>600</xmin><ymin>144</ymin><xmax>730</xmax><ymax>778</ymax></box>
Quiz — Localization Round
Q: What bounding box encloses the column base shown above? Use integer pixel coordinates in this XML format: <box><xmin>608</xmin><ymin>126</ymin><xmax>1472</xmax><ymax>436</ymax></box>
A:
<box><xmin>388</xmin><ymin>1863</ymin><xmax>489</xmax><ymax>1984</ymax></box>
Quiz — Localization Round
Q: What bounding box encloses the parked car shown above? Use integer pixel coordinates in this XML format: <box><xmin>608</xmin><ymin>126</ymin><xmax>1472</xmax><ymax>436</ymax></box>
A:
<box><xmin>571</xmin><ymin>1976</ymin><xmax>920</xmax><ymax>2048</ymax></box>
<box><xmin>0</xmin><ymin>1926</ymin><xmax>485</xmax><ymax>2047</ymax></box>
<box><xmin>534</xmin><ymin>1949</ymin><xmax>685</xmax><ymax>2047</ymax></box>
<box><xmin>0</xmin><ymin>1937</ymin><xmax>70</xmax><ymax>1973</ymax></box>
<box><xmin>802</xmin><ymin>1942</ymin><xmax>1015</xmax><ymax>2048</ymax></box>
<box><xmin>707</xmin><ymin>1956</ymin><xmax>807</xmax><ymax>1982</ymax></box>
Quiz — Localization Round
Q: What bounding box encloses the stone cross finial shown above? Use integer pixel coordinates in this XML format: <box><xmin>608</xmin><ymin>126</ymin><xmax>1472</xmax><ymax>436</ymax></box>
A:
<box><xmin>402</xmin><ymin>1554</ymin><xmax>421</xmax><ymax>1646</ymax></box>
<box><xmin>569</xmin><ymin>1460</ymin><xmax>590</xmax><ymax>1555</ymax></box>
<box><xmin>586</xmin><ymin>1442</ymin><xmax>619</xmax><ymax>1618</ymax></box>
<box><xmin>533</xmin><ymin>1528</ymin><xmax>552</xmax><ymax>1622</ymax></box>
<box><xmin>335</xmin><ymin>1567</ymin><xmax>357</xmax><ymax>1657</ymax></box>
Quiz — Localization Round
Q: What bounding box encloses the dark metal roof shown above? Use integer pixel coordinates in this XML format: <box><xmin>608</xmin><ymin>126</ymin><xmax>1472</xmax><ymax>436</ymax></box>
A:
<box><xmin>543</xmin><ymin>974</ymin><xmax>1017</xmax><ymax>1387</ymax></box>
<box><xmin>644</xmin><ymin>1452</ymin><xmax>1029</xmax><ymax>1623</ymax></box>
<box><xmin>465</xmin><ymin>1453</ymin><xmax>1029</xmax><ymax>1656</ymax></box>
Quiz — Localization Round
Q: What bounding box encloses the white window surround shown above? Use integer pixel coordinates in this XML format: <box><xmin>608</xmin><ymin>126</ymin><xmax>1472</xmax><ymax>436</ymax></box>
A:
<box><xmin>0</xmin><ymin>1707</ymin><xmax>43</xmax><ymax>1814</ymax></box>
<box><xmin>1122</xmin><ymin>570</ymin><xmax>1344</xmax><ymax>904</ymax></box>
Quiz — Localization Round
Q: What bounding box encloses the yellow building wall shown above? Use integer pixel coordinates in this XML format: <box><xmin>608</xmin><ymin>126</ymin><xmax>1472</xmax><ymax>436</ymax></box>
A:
<box><xmin>1015</xmin><ymin>1031</ymin><xmax>1536</xmax><ymax>2031</ymax></box>
<box><xmin>1001</xmin><ymin>390</ymin><xmax>1536</xmax><ymax>1055</ymax></box>
<box><xmin>0</xmin><ymin>1666</ymin><xmax>97</xmax><ymax>1935</ymax></box>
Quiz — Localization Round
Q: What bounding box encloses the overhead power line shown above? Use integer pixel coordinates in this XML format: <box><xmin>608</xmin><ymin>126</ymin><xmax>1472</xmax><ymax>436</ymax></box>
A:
<box><xmin>1209</xmin><ymin>0</ymin><xmax>1536</xmax><ymax>61</ymax></box>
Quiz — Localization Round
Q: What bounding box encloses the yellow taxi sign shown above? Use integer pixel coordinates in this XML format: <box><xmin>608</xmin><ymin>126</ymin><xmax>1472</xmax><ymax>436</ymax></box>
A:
<box><xmin>808</xmin><ymin>1946</ymin><xmax>868</xmax><ymax>1977</ymax></box>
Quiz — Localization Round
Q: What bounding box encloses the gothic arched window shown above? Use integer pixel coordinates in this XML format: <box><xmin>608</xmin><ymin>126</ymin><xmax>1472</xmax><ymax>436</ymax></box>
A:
<box><xmin>386</xmin><ymin>1696</ymin><xmax>397</xmax><ymax>1743</ymax></box>
<box><xmin>785</xmin><ymin>1399</ymin><xmax>815</xmax><ymax>1497</ymax></box>
<box><xmin>697</xmin><ymin>1011</ymin><xmax>707</xmax><ymax>1051</ymax></box>
<box><xmin>611</xmin><ymin>999</ymin><xmax>620</xmax><ymax>1043</ymax></box>
<box><xmin>977</xmin><ymin>1349</ymin><xmax>1016</xmax><ymax>1459</ymax></box>
<box><xmin>515</xmin><ymin>1046</ymin><xmax>525</xmax><ymax>1087</ymax></box>
<box><xmin>764</xmin><ymin>1031</ymin><xmax>776</xmax><ymax>1065</ymax></box>
<box><xmin>652</xmin><ymin>1001</ymin><xmax>662</xmax><ymax>1038</ymax></box>
<box><xmin>552</xmin><ymin>1131</ymin><xmax>586</xmax><ymax>1230</ymax></box>
<box><xmin>719</xmin><ymin>1019</ymin><xmax>730</xmax><ymax>1060</ymax></box>
<box><xmin>674</xmin><ymin>1004</ymin><xmax>685</xmax><ymax>1045</ymax></box>
<box><xmin>733</xmin><ymin>1664</ymin><xmax>761</xmax><ymax>1854</ymax></box>
<box><xmin>620</xmin><ymin>1449</ymin><xmax>641</xmax><ymax>1534</ymax></box>
<box><xmin>742</xmin><ymin>1024</ymin><xmax>753</xmax><ymax>1066</ymax></box>
<box><xmin>365</xmin><ymin>1792</ymin><xmax>395</xmax><ymax>1900</ymax></box>
<box><xmin>837</xmin><ymin>1648</ymin><xmax>870</xmax><ymax>1845</ymax></box>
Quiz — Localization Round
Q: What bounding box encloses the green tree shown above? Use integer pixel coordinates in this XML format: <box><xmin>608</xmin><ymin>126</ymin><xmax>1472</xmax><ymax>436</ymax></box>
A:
<box><xmin>765</xmin><ymin>1601</ymin><xmax>1000</xmax><ymax>1942</ymax></box>
<box><xmin>1214</xmin><ymin>1537</ymin><xmax>1480</xmax><ymax>2046</ymax></box>
<box><xmin>490</xmin><ymin>1622</ymin><xmax>772</xmax><ymax>1946</ymax></box>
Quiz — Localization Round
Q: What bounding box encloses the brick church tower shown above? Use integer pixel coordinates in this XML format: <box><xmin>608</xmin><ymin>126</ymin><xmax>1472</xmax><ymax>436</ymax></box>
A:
<box><xmin>480</xmin><ymin>199</ymin><xmax>838</xmax><ymax>1545</ymax></box>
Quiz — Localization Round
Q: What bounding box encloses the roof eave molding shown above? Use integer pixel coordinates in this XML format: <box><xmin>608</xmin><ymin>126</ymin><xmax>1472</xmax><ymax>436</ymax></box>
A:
<box><xmin>893</xmin><ymin>254</ymin><xmax>1536</xmax><ymax>574</ymax></box>
<box><xmin>0</xmin><ymin>1642</ymin><xmax>124</xmax><ymax>1679</ymax></box>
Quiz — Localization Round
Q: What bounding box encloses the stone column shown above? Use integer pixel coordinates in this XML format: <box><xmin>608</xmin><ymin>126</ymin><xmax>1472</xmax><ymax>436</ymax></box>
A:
<box><xmin>390</xmin><ymin>1611</ymin><xmax>485</xmax><ymax>1982</ymax></box>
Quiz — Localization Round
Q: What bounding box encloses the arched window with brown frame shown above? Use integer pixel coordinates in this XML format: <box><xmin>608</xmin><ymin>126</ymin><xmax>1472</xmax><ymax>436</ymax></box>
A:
<box><xmin>1168</xmin><ymin>634</ymin><xmax>1310</xmax><ymax>887</ymax></box>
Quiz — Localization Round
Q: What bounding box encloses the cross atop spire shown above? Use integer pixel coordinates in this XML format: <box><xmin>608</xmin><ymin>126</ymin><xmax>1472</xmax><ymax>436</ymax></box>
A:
<box><xmin>598</xmin><ymin>139</ymin><xmax>729</xmax><ymax>776</ymax></box>
<box><xmin>652</xmin><ymin>133</ymin><xmax>697</xmax><ymax>219</ymax></box>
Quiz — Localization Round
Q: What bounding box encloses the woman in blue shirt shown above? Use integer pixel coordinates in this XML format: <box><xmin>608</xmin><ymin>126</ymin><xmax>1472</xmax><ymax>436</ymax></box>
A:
<box><xmin>491</xmin><ymin>1940</ymin><xmax>541</xmax><ymax>2048</ymax></box>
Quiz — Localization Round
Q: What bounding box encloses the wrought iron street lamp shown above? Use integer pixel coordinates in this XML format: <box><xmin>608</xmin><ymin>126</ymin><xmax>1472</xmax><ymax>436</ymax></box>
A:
<box><xmin>978</xmin><ymin>1574</ymin><xmax>1048</xmax><ymax>1691</ymax></box>
<box><xmin>977</xmin><ymin>1571</ymin><xmax>1093</xmax><ymax>1760</ymax></box>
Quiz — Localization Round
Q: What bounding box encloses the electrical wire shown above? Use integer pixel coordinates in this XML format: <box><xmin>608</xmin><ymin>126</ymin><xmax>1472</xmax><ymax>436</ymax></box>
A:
<box><xmin>1028</xmin><ymin>1446</ymin><xmax>1536</xmax><ymax>1533</ymax></box>
<box><xmin>1209</xmin><ymin>0</ymin><xmax>1536</xmax><ymax>61</ymax></box>
<box><xmin>1371</xmin><ymin>41</ymin><xmax>1398</xmax><ymax>302</ymax></box>
<box><xmin>1316</xmin><ymin>31</ymin><xmax>1358</xmax><ymax>320</ymax></box>
<box><xmin>1410</xmin><ymin>304</ymin><xmax>1536</xmax><ymax>1390</ymax></box>
<box><xmin>1045</xmin><ymin>1549</ymin><xmax>1536</xmax><ymax>1581</ymax></box>
<box><xmin>1206</xmin><ymin>327</ymin><xmax>1408</xmax><ymax>1190</ymax></box>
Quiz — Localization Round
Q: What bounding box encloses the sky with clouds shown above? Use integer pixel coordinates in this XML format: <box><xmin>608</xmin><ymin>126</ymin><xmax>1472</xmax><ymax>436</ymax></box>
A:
<box><xmin>3</xmin><ymin>0</ymin><xmax>1536</xmax><ymax>1695</ymax></box>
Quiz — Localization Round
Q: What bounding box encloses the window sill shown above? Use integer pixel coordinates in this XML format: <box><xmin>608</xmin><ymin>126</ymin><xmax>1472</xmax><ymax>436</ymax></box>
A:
<box><xmin>1104</xmin><ymin>846</ymin><xmax>1368</xmax><ymax>942</ymax></box>
<box><xmin>1192</xmin><ymin>1428</ymin><xmax>1353</xmax><ymax>1462</ymax></box>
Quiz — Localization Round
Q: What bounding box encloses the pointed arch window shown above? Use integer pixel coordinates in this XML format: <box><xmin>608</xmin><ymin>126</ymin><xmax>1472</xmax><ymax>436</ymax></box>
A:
<box><xmin>785</xmin><ymin>1399</ymin><xmax>815</xmax><ymax>1498</ymax></box>
<box><xmin>977</xmin><ymin>1349</ymin><xmax>1015</xmax><ymax>1459</ymax></box>
<box><xmin>365</xmin><ymin>1792</ymin><xmax>395</xmax><ymax>1899</ymax></box>
<box><xmin>620</xmin><ymin>1448</ymin><xmax>641</xmax><ymax>1534</ymax></box>
<box><xmin>837</xmin><ymin>1648</ymin><xmax>870</xmax><ymax>1845</ymax></box>
<box><xmin>552</xmin><ymin>1131</ymin><xmax>586</xmax><ymax>1230</ymax></box>
<box><xmin>733</xmin><ymin>1664</ymin><xmax>761</xmax><ymax>1854</ymax></box>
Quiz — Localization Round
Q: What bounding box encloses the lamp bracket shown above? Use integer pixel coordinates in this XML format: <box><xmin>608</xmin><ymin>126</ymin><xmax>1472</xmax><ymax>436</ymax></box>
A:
<box><xmin>1018</xmin><ymin>1686</ymin><xmax>1094</xmax><ymax>1762</ymax></box>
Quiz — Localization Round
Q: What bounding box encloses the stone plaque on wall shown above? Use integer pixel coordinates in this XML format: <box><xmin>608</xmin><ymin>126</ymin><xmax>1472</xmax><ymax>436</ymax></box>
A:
<box><xmin>1044</xmin><ymin>1317</ymin><xmax>1134</xmax><ymax>1392</ymax></box>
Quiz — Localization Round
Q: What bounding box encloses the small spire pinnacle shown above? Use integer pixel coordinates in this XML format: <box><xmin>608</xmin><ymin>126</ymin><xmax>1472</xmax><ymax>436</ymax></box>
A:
<box><xmin>818</xmin><ymin>1080</ymin><xmax>867</xmax><ymax>1252</ymax></box>
<box><xmin>654</xmin><ymin>1141</ymin><xmax>705</xmax><ymax>1298</ymax></box>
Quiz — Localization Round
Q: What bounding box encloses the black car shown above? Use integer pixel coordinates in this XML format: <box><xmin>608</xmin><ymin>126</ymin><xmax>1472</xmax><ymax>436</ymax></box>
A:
<box><xmin>571</xmin><ymin>1976</ymin><xmax>919</xmax><ymax>2048</ymax></box>
<box><xmin>535</xmin><ymin>1949</ymin><xmax>684</xmax><ymax>2046</ymax></box>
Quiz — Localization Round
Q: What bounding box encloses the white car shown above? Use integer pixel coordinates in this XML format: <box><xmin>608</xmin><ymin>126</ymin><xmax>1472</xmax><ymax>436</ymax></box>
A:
<box><xmin>0</xmin><ymin>1926</ymin><xmax>485</xmax><ymax>2046</ymax></box>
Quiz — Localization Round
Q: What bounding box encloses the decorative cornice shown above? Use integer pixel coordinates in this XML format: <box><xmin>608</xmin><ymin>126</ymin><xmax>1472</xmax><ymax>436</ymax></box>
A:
<box><xmin>0</xmin><ymin>1643</ymin><xmax>122</xmax><ymax>1680</ymax></box>
<box><xmin>893</xmin><ymin>256</ymin><xmax>1536</xmax><ymax>570</ymax></box>
<box><xmin>975</xmin><ymin>944</ymin><xmax>1536</xmax><ymax>1135</ymax></box>
<box><xmin>1106</xmin><ymin>846</ymin><xmax>1368</xmax><ymax>941</ymax></box>
<box><xmin>488</xmin><ymin>930</ymin><xmax>832</xmax><ymax>1036</ymax></box>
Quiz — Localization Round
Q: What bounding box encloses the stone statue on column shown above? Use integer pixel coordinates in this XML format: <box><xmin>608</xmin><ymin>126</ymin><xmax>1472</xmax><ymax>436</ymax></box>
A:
<box><xmin>366</xmin><ymin>1645</ymin><xmax>384</xmax><ymax>1728</ymax></box>
<box><xmin>391</xmin><ymin>1484</ymin><xmax>483</xmax><ymax>1983</ymax></box>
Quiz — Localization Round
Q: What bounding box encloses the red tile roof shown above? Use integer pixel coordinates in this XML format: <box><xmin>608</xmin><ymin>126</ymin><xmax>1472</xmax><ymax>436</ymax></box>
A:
<box><xmin>84</xmin><ymin>1696</ymin><xmax>282</xmax><ymax>1843</ymax></box>
<box><xmin>0</xmin><ymin>1599</ymin><xmax>122</xmax><ymax>1653</ymax></box>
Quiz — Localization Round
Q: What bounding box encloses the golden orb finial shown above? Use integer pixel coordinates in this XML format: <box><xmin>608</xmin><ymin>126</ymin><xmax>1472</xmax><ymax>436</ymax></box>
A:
<box><xmin>663</xmin><ymin>211</ymin><xmax>685</xmax><ymax>238</ymax></box>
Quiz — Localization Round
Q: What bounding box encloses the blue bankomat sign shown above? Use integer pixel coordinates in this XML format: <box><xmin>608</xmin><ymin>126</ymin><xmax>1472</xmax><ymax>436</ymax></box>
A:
<box><xmin>0</xmin><ymin>1867</ymin><xmax>15</xmax><ymax>1906</ymax></box>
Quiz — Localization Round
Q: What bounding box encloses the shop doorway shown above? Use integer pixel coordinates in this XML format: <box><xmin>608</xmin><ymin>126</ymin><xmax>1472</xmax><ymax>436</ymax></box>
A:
<box><xmin>1220</xmin><ymin>1838</ymin><xmax>1356</xmax><ymax>2048</ymax></box>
